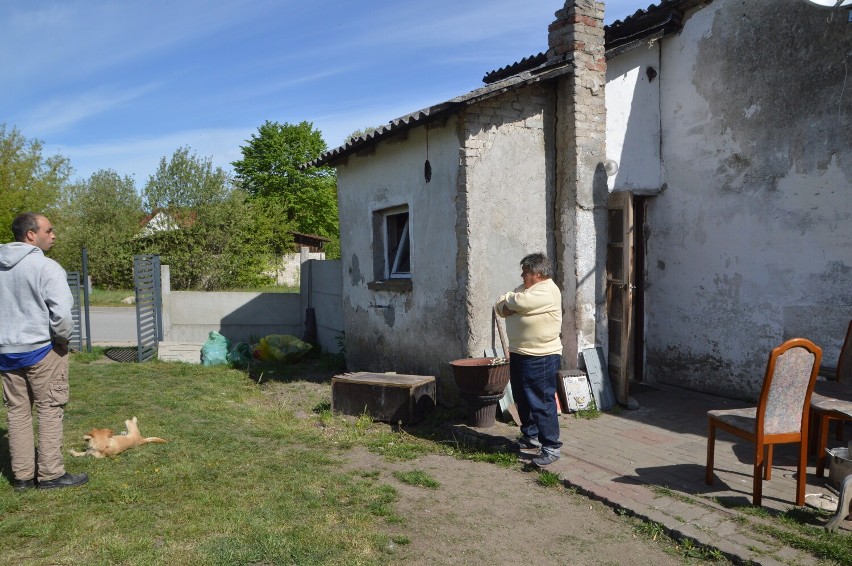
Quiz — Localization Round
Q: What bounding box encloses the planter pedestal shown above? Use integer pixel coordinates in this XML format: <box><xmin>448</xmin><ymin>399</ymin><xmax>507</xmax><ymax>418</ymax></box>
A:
<box><xmin>461</xmin><ymin>392</ymin><xmax>505</xmax><ymax>428</ymax></box>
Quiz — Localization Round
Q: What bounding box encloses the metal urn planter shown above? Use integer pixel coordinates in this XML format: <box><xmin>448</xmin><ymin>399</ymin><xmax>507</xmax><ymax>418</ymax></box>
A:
<box><xmin>450</xmin><ymin>310</ymin><xmax>512</xmax><ymax>428</ymax></box>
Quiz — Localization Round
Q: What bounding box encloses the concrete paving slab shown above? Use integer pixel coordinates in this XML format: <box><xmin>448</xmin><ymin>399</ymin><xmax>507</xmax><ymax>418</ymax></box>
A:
<box><xmin>449</xmin><ymin>381</ymin><xmax>851</xmax><ymax>564</ymax></box>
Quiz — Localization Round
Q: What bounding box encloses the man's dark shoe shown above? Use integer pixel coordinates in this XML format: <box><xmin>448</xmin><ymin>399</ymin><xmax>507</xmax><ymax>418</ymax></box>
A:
<box><xmin>516</xmin><ymin>436</ymin><xmax>542</xmax><ymax>451</ymax></box>
<box><xmin>37</xmin><ymin>472</ymin><xmax>89</xmax><ymax>490</ymax></box>
<box><xmin>13</xmin><ymin>478</ymin><xmax>35</xmax><ymax>491</ymax></box>
<box><xmin>532</xmin><ymin>452</ymin><xmax>560</xmax><ymax>468</ymax></box>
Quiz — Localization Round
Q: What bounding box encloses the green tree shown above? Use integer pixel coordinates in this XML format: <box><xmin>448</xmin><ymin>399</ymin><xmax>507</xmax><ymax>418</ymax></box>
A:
<box><xmin>232</xmin><ymin>121</ymin><xmax>339</xmax><ymax>255</ymax></box>
<box><xmin>137</xmin><ymin>148</ymin><xmax>279</xmax><ymax>290</ymax></box>
<box><xmin>0</xmin><ymin>125</ymin><xmax>71</xmax><ymax>240</ymax></box>
<box><xmin>51</xmin><ymin>170</ymin><xmax>143</xmax><ymax>288</ymax></box>
<box><xmin>142</xmin><ymin>146</ymin><xmax>229</xmax><ymax>211</ymax></box>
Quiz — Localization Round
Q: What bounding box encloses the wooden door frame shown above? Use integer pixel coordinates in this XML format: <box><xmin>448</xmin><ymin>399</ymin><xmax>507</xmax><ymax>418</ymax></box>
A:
<box><xmin>606</xmin><ymin>191</ymin><xmax>634</xmax><ymax>405</ymax></box>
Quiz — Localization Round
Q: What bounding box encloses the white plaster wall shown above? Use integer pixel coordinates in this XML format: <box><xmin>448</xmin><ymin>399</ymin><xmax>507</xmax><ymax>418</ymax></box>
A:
<box><xmin>605</xmin><ymin>44</ymin><xmax>663</xmax><ymax>192</ymax></box>
<box><xmin>275</xmin><ymin>250</ymin><xmax>325</xmax><ymax>286</ymax></box>
<box><xmin>336</xmin><ymin>118</ymin><xmax>464</xmax><ymax>394</ymax></box>
<box><xmin>645</xmin><ymin>0</ymin><xmax>852</xmax><ymax>399</ymax></box>
<box><xmin>463</xmin><ymin>86</ymin><xmax>554</xmax><ymax>360</ymax></box>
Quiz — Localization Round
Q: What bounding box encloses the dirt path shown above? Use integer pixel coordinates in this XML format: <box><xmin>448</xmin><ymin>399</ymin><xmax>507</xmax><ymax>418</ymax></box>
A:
<box><xmin>342</xmin><ymin>447</ymin><xmax>695</xmax><ymax>565</ymax></box>
<box><xmin>262</xmin><ymin>376</ymin><xmax>710</xmax><ymax>564</ymax></box>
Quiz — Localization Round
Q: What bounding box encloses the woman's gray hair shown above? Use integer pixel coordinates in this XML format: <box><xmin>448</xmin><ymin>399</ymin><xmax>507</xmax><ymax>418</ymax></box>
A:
<box><xmin>520</xmin><ymin>253</ymin><xmax>552</xmax><ymax>278</ymax></box>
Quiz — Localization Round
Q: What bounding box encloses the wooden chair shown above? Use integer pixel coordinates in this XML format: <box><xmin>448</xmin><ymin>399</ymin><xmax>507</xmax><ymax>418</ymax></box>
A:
<box><xmin>706</xmin><ymin>338</ymin><xmax>822</xmax><ymax>506</ymax></box>
<box><xmin>818</xmin><ymin>320</ymin><xmax>852</xmax><ymax>383</ymax></box>
<box><xmin>812</xmin><ymin>320</ymin><xmax>852</xmax><ymax>477</ymax></box>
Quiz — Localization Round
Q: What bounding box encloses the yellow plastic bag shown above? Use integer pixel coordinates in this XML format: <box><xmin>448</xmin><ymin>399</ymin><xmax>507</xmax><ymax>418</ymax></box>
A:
<box><xmin>255</xmin><ymin>334</ymin><xmax>312</xmax><ymax>362</ymax></box>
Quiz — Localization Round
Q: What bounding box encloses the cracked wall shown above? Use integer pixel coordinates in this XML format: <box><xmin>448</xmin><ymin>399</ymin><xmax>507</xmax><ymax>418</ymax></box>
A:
<box><xmin>643</xmin><ymin>0</ymin><xmax>852</xmax><ymax>398</ymax></box>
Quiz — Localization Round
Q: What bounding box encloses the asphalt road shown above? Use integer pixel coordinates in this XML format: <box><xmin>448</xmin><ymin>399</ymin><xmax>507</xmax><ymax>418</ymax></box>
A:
<box><xmin>82</xmin><ymin>306</ymin><xmax>137</xmax><ymax>344</ymax></box>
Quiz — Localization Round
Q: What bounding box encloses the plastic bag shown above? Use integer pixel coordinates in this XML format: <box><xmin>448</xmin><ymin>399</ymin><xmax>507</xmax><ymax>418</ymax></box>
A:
<box><xmin>254</xmin><ymin>334</ymin><xmax>312</xmax><ymax>362</ymax></box>
<box><xmin>227</xmin><ymin>342</ymin><xmax>252</xmax><ymax>369</ymax></box>
<box><xmin>201</xmin><ymin>331</ymin><xmax>230</xmax><ymax>366</ymax></box>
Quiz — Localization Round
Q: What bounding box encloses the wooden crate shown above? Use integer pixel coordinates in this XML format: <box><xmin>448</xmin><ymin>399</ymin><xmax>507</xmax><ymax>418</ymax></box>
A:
<box><xmin>332</xmin><ymin>372</ymin><xmax>436</xmax><ymax>424</ymax></box>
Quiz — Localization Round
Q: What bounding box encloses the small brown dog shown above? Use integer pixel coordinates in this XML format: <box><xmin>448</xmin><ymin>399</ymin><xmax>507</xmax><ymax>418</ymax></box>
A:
<box><xmin>70</xmin><ymin>416</ymin><xmax>167</xmax><ymax>458</ymax></box>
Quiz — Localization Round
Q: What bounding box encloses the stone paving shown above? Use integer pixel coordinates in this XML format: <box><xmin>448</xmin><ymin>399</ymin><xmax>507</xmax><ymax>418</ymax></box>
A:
<box><xmin>453</xmin><ymin>382</ymin><xmax>851</xmax><ymax>565</ymax></box>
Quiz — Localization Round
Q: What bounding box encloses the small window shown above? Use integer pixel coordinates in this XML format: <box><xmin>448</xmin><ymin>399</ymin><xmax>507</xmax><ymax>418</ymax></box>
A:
<box><xmin>384</xmin><ymin>208</ymin><xmax>410</xmax><ymax>279</ymax></box>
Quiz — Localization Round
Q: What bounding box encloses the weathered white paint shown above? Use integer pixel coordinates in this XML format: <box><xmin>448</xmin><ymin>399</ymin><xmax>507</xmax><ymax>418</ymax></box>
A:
<box><xmin>462</xmin><ymin>86</ymin><xmax>554</xmax><ymax>363</ymax></box>
<box><xmin>638</xmin><ymin>0</ymin><xmax>852</xmax><ymax>398</ymax></box>
<box><xmin>274</xmin><ymin>249</ymin><xmax>325</xmax><ymax>286</ymax></box>
<box><xmin>335</xmin><ymin>86</ymin><xmax>554</xmax><ymax>402</ymax></box>
<box><xmin>337</xmin><ymin>119</ymin><xmax>464</xmax><ymax>399</ymax></box>
<box><xmin>606</xmin><ymin>44</ymin><xmax>663</xmax><ymax>193</ymax></box>
<box><xmin>329</xmin><ymin>0</ymin><xmax>850</xmax><ymax>403</ymax></box>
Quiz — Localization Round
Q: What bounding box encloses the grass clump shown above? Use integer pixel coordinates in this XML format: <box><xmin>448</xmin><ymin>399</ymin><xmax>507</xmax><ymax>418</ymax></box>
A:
<box><xmin>537</xmin><ymin>470</ymin><xmax>561</xmax><ymax>487</ymax></box>
<box><xmin>393</xmin><ymin>470</ymin><xmax>440</xmax><ymax>489</ymax></box>
<box><xmin>87</xmin><ymin>287</ymin><xmax>134</xmax><ymax>306</ymax></box>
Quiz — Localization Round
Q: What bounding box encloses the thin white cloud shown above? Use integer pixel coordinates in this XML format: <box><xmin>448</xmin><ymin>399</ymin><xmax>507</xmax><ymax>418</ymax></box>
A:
<box><xmin>0</xmin><ymin>0</ymin><xmax>270</xmax><ymax>87</ymax></box>
<box><xmin>6</xmin><ymin>0</ymin><xmax>648</xmax><ymax>189</ymax></box>
<box><xmin>226</xmin><ymin>66</ymin><xmax>361</xmax><ymax>104</ymax></box>
<box><xmin>19</xmin><ymin>83</ymin><xmax>160</xmax><ymax>137</ymax></box>
<box><xmin>52</xmin><ymin>127</ymin><xmax>255</xmax><ymax>185</ymax></box>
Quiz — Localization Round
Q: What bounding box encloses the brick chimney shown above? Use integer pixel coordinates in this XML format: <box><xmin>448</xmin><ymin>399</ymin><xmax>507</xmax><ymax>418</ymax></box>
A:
<box><xmin>551</xmin><ymin>1</ymin><xmax>609</xmax><ymax>367</ymax></box>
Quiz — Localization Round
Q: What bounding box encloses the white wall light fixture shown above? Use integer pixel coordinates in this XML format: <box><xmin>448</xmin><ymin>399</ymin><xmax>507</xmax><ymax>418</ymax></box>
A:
<box><xmin>801</xmin><ymin>0</ymin><xmax>852</xmax><ymax>7</ymax></box>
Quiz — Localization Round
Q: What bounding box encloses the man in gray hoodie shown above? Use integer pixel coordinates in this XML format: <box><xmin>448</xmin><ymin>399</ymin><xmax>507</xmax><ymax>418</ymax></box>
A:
<box><xmin>0</xmin><ymin>212</ymin><xmax>88</xmax><ymax>490</ymax></box>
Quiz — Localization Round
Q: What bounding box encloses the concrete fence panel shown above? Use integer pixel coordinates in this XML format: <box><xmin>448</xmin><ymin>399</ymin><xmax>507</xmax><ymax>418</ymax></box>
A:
<box><xmin>301</xmin><ymin>259</ymin><xmax>344</xmax><ymax>353</ymax></box>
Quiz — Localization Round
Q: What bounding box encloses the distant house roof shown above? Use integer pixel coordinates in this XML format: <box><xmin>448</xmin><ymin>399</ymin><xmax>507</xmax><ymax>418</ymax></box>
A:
<box><xmin>139</xmin><ymin>208</ymin><xmax>197</xmax><ymax>237</ymax></box>
<box><xmin>307</xmin><ymin>0</ymin><xmax>703</xmax><ymax>169</ymax></box>
<box><xmin>290</xmin><ymin>231</ymin><xmax>331</xmax><ymax>251</ymax></box>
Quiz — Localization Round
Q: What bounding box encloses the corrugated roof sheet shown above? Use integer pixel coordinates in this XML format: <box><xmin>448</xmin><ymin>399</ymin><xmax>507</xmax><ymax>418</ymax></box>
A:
<box><xmin>307</xmin><ymin>58</ymin><xmax>574</xmax><ymax>167</ymax></box>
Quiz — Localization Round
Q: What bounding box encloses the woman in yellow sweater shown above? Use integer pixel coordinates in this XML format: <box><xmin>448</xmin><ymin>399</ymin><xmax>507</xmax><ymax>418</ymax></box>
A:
<box><xmin>495</xmin><ymin>253</ymin><xmax>563</xmax><ymax>467</ymax></box>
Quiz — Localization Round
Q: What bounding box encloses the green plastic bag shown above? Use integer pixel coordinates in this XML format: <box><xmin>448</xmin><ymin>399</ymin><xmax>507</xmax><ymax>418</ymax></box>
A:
<box><xmin>201</xmin><ymin>331</ymin><xmax>230</xmax><ymax>366</ymax></box>
<box><xmin>255</xmin><ymin>334</ymin><xmax>312</xmax><ymax>362</ymax></box>
<box><xmin>227</xmin><ymin>342</ymin><xmax>252</xmax><ymax>369</ymax></box>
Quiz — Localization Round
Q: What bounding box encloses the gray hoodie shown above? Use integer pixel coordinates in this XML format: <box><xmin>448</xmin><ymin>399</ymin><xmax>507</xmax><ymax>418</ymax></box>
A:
<box><xmin>0</xmin><ymin>242</ymin><xmax>74</xmax><ymax>354</ymax></box>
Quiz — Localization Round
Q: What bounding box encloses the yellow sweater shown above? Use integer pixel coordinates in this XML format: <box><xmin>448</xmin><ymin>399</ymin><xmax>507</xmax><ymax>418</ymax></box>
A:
<box><xmin>495</xmin><ymin>278</ymin><xmax>563</xmax><ymax>356</ymax></box>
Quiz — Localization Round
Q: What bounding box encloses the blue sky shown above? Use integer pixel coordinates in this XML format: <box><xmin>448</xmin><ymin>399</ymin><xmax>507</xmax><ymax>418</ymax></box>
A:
<box><xmin>2</xmin><ymin>1</ymin><xmax>648</xmax><ymax>188</ymax></box>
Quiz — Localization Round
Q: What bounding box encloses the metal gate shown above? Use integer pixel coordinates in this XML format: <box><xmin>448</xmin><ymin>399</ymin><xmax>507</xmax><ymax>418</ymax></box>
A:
<box><xmin>66</xmin><ymin>271</ymin><xmax>83</xmax><ymax>352</ymax></box>
<box><xmin>133</xmin><ymin>255</ymin><xmax>163</xmax><ymax>362</ymax></box>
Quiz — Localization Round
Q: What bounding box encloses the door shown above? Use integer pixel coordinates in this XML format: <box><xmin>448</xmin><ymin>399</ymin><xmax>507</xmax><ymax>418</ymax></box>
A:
<box><xmin>606</xmin><ymin>191</ymin><xmax>635</xmax><ymax>405</ymax></box>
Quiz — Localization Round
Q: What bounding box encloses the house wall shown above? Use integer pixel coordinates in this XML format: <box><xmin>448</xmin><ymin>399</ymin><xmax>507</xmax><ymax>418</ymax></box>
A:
<box><xmin>462</xmin><ymin>85</ymin><xmax>555</xmax><ymax>363</ymax></box>
<box><xmin>336</xmin><ymin>119</ymin><xmax>465</xmax><ymax>400</ymax></box>
<box><xmin>274</xmin><ymin>248</ymin><xmax>325</xmax><ymax>286</ymax></box>
<box><xmin>640</xmin><ymin>0</ymin><xmax>852</xmax><ymax>399</ymax></box>
<box><xmin>606</xmin><ymin>44</ymin><xmax>663</xmax><ymax>193</ymax></box>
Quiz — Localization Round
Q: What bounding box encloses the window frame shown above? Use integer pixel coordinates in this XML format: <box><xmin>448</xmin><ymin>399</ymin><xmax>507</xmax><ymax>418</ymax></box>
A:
<box><xmin>382</xmin><ymin>206</ymin><xmax>411</xmax><ymax>280</ymax></box>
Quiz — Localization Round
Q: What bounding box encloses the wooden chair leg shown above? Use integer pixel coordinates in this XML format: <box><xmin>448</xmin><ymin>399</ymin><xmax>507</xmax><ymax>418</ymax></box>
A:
<box><xmin>706</xmin><ymin>420</ymin><xmax>716</xmax><ymax>486</ymax></box>
<box><xmin>764</xmin><ymin>445</ymin><xmax>773</xmax><ymax>481</ymax></box>
<box><xmin>816</xmin><ymin>412</ymin><xmax>831</xmax><ymax>477</ymax></box>
<box><xmin>753</xmin><ymin>445</ymin><xmax>764</xmax><ymax>507</ymax></box>
<box><xmin>796</xmin><ymin>438</ymin><xmax>807</xmax><ymax>506</ymax></box>
<box><xmin>809</xmin><ymin>412</ymin><xmax>818</xmax><ymax>456</ymax></box>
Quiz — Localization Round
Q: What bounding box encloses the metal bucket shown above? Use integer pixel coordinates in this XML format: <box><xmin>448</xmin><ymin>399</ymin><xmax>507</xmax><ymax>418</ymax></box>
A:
<box><xmin>826</xmin><ymin>447</ymin><xmax>852</xmax><ymax>490</ymax></box>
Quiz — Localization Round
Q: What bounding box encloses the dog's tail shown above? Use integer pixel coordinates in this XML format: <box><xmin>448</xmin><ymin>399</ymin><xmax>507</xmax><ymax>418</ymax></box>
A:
<box><xmin>143</xmin><ymin>437</ymin><xmax>168</xmax><ymax>444</ymax></box>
